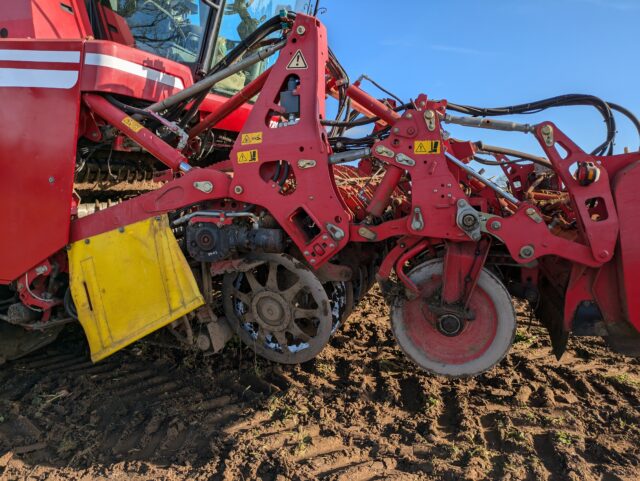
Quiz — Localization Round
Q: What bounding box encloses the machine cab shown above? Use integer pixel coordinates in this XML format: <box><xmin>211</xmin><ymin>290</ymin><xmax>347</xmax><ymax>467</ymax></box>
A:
<box><xmin>91</xmin><ymin>0</ymin><xmax>311</xmax><ymax>96</ymax></box>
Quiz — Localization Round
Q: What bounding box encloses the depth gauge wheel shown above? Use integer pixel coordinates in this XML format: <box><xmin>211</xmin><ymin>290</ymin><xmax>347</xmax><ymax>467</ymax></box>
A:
<box><xmin>222</xmin><ymin>254</ymin><xmax>333</xmax><ymax>364</ymax></box>
<box><xmin>391</xmin><ymin>259</ymin><xmax>516</xmax><ymax>377</ymax></box>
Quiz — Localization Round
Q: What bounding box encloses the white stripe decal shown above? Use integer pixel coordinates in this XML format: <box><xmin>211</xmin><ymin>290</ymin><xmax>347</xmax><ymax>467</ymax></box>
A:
<box><xmin>84</xmin><ymin>53</ymin><xmax>185</xmax><ymax>90</ymax></box>
<box><xmin>0</xmin><ymin>68</ymin><xmax>79</xmax><ymax>89</ymax></box>
<box><xmin>0</xmin><ymin>50</ymin><xmax>80</xmax><ymax>63</ymax></box>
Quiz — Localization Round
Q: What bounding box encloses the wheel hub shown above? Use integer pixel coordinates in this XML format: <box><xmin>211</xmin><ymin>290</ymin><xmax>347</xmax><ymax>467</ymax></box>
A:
<box><xmin>437</xmin><ymin>314</ymin><xmax>463</xmax><ymax>336</ymax></box>
<box><xmin>251</xmin><ymin>291</ymin><xmax>291</xmax><ymax>331</ymax></box>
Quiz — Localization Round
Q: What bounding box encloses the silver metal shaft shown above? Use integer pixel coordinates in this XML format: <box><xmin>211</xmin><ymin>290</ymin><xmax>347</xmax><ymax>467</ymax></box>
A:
<box><xmin>146</xmin><ymin>40</ymin><xmax>287</xmax><ymax>113</ymax></box>
<box><xmin>444</xmin><ymin>151</ymin><xmax>520</xmax><ymax>204</ymax></box>
<box><xmin>444</xmin><ymin>114</ymin><xmax>534</xmax><ymax>134</ymax></box>
<box><xmin>329</xmin><ymin>148</ymin><xmax>371</xmax><ymax>164</ymax></box>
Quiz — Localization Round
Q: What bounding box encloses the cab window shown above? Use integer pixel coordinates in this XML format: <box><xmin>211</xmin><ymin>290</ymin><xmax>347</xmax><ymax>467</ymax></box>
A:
<box><xmin>212</xmin><ymin>0</ymin><xmax>305</xmax><ymax>96</ymax></box>
<box><xmin>96</xmin><ymin>0</ymin><xmax>211</xmax><ymax>65</ymax></box>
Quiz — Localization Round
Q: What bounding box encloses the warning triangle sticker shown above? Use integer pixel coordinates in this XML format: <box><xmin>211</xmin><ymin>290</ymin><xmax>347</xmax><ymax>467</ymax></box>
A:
<box><xmin>415</xmin><ymin>143</ymin><xmax>427</xmax><ymax>153</ymax></box>
<box><xmin>287</xmin><ymin>50</ymin><xmax>308</xmax><ymax>70</ymax></box>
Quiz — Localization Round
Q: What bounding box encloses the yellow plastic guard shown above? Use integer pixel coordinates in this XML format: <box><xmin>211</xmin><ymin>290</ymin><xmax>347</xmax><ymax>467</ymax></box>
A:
<box><xmin>68</xmin><ymin>215</ymin><xmax>204</xmax><ymax>362</ymax></box>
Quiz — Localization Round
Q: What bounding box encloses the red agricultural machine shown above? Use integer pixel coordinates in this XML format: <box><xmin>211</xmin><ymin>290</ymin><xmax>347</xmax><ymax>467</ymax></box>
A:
<box><xmin>1</xmin><ymin>0</ymin><xmax>639</xmax><ymax>377</ymax></box>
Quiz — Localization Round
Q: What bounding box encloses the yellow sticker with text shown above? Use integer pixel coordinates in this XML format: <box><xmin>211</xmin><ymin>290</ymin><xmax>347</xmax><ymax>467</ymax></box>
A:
<box><xmin>241</xmin><ymin>131</ymin><xmax>263</xmax><ymax>145</ymax></box>
<box><xmin>414</xmin><ymin>140</ymin><xmax>441</xmax><ymax>154</ymax></box>
<box><xmin>237</xmin><ymin>149</ymin><xmax>259</xmax><ymax>164</ymax></box>
<box><xmin>122</xmin><ymin>116</ymin><xmax>144</xmax><ymax>133</ymax></box>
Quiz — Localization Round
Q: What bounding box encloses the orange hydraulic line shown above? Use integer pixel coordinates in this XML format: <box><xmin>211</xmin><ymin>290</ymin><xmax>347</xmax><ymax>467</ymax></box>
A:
<box><xmin>188</xmin><ymin>67</ymin><xmax>273</xmax><ymax>140</ymax></box>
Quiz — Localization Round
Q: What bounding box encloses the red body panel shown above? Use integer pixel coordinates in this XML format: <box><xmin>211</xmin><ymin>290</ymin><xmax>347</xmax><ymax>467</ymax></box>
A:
<box><xmin>612</xmin><ymin>161</ymin><xmax>640</xmax><ymax>330</ymax></box>
<box><xmin>0</xmin><ymin>0</ymin><xmax>90</xmax><ymax>39</ymax></box>
<box><xmin>0</xmin><ymin>39</ymin><xmax>84</xmax><ymax>283</ymax></box>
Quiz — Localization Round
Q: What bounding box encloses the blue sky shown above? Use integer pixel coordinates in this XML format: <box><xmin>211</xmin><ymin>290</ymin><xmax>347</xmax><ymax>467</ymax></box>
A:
<box><xmin>318</xmin><ymin>0</ymin><xmax>640</xmax><ymax>160</ymax></box>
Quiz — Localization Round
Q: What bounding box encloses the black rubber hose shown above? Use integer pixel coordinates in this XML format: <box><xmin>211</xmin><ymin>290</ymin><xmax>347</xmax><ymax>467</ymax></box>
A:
<box><xmin>607</xmin><ymin>101</ymin><xmax>640</xmax><ymax>148</ymax></box>
<box><xmin>179</xmin><ymin>12</ymin><xmax>297</xmax><ymax>128</ymax></box>
<box><xmin>321</xmin><ymin>104</ymin><xmax>412</xmax><ymax>127</ymax></box>
<box><xmin>105</xmin><ymin>95</ymin><xmax>156</xmax><ymax>120</ymax></box>
<box><xmin>447</xmin><ymin>94</ymin><xmax>616</xmax><ymax>156</ymax></box>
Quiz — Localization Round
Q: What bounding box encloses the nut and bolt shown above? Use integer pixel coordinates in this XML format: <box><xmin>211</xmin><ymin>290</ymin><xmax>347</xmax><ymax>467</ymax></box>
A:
<box><xmin>519</xmin><ymin>245</ymin><xmax>535</xmax><ymax>259</ymax></box>
<box><xmin>462</xmin><ymin>214</ymin><xmax>477</xmax><ymax>228</ymax></box>
<box><xmin>296</xmin><ymin>25</ymin><xmax>306</xmax><ymax>35</ymax></box>
<box><xmin>490</xmin><ymin>221</ymin><xmax>502</xmax><ymax>230</ymax></box>
<box><xmin>541</xmin><ymin>125</ymin><xmax>552</xmax><ymax>135</ymax></box>
<box><xmin>234</xmin><ymin>185</ymin><xmax>244</xmax><ymax>195</ymax></box>
<box><xmin>35</xmin><ymin>265</ymin><xmax>48</xmax><ymax>275</ymax></box>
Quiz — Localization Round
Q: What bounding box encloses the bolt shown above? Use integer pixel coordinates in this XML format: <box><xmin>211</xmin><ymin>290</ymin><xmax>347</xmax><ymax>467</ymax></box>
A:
<box><xmin>91</xmin><ymin>132</ymin><xmax>98</xmax><ymax>139</ymax></box>
<box><xmin>303</xmin><ymin>251</ymin><xmax>310</xmax><ymax>256</ymax></box>
<box><xmin>322</xmin><ymin>235</ymin><xmax>328</xmax><ymax>240</ymax></box>
<box><xmin>599</xmin><ymin>250</ymin><xmax>609</xmax><ymax>259</ymax></box>
<box><xmin>234</xmin><ymin>185</ymin><xmax>244</xmax><ymax>194</ymax></box>
<box><xmin>420</xmin><ymin>101</ymin><xmax>426</xmax><ymax>107</ymax></box>
<box><xmin>457</xmin><ymin>199</ymin><xmax>467</xmax><ymax>208</ymax></box>
<box><xmin>462</xmin><ymin>213</ymin><xmax>477</xmax><ymax>228</ymax></box>
<box><xmin>118</xmin><ymin>226</ymin><xmax>125</xmax><ymax>233</ymax></box>
<box><xmin>490</xmin><ymin>221</ymin><xmax>502</xmax><ymax>230</ymax></box>
<box><xmin>310</xmin><ymin>258</ymin><xmax>316</xmax><ymax>264</ymax></box>
<box><xmin>393</xmin><ymin>127</ymin><xmax>400</xmax><ymax>133</ymax></box>
<box><xmin>375</xmin><ymin>146</ymin><xmax>384</xmax><ymax>154</ymax></box>
<box><xmin>49</xmin><ymin>176</ymin><xmax>55</xmax><ymax>184</ymax></box>
<box><xmin>84</xmin><ymin>239</ymin><xmax>90</xmax><ymax>244</ymax></box>
<box><xmin>296</xmin><ymin>25</ymin><xmax>306</xmax><ymax>35</ymax></box>
<box><xmin>541</xmin><ymin>125</ymin><xmax>552</xmax><ymax>135</ymax></box>
<box><xmin>424</xmin><ymin>110</ymin><xmax>435</xmax><ymax>119</ymax></box>
<box><xmin>526</xmin><ymin>207</ymin><xmax>536</xmax><ymax>215</ymax></box>
<box><xmin>519</xmin><ymin>245</ymin><xmax>535</xmax><ymax>259</ymax></box>
<box><xmin>329</xmin><ymin>243</ymin><xmax>335</xmax><ymax>248</ymax></box>
<box><xmin>406</xmin><ymin>113</ymin><xmax>413</xmax><ymax>119</ymax></box>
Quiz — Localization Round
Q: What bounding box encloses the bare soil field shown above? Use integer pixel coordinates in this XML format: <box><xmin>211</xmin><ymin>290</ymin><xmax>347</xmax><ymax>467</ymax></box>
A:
<box><xmin>0</xmin><ymin>289</ymin><xmax>638</xmax><ymax>480</ymax></box>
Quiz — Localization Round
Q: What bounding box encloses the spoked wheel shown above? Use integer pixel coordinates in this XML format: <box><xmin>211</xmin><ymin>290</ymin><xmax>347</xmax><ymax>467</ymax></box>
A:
<box><xmin>391</xmin><ymin>259</ymin><xmax>516</xmax><ymax>377</ymax></box>
<box><xmin>222</xmin><ymin>254</ymin><xmax>332</xmax><ymax>364</ymax></box>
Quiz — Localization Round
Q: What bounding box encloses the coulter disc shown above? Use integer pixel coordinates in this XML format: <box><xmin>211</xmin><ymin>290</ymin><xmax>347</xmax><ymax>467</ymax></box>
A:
<box><xmin>391</xmin><ymin>259</ymin><xmax>516</xmax><ymax>377</ymax></box>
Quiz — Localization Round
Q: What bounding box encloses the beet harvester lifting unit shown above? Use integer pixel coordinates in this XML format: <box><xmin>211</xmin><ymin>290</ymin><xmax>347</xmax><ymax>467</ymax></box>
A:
<box><xmin>1</xmin><ymin>0</ymin><xmax>640</xmax><ymax>376</ymax></box>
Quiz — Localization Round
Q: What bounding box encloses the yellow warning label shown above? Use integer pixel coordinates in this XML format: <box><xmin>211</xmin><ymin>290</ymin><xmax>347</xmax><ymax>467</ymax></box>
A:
<box><xmin>237</xmin><ymin>149</ymin><xmax>259</xmax><ymax>164</ymax></box>
<box><xmin>287</xmin><ymin>49</ymin><xmax>308</xmax><ymax>70</ymax></box>
<box><xmin>414</xmin><ymin>140</ymin><xmax>441</xmax><ymax>154</ymax></box>
<box><xmin>241</xmin><ymin>132</ymin><xmax>263</xmax><ymax>145</ymax></box>
<box><xmin>122</xmin><ymin>116</ymin><xmax>144</xmax><ymax>133</ymax></box>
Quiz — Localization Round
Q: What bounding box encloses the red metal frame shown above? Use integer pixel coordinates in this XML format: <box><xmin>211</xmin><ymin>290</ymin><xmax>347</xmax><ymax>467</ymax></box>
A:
<box><xmin>2</xmin><ymin>6</ymin><xmax>640</xmax><ymax>349</ymax></box>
